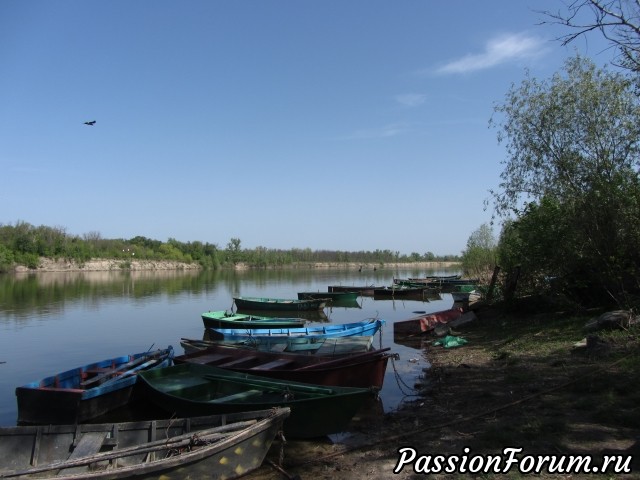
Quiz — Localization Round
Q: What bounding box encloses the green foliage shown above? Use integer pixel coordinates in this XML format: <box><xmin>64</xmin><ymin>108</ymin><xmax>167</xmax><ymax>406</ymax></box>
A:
<box><xmin>491</xmin><ymin>56</ymin><xmax>640</xmax><ymax>306</ymax></box>
<box><xmin>0</xmin><ymin>244</ymin><xmax>14</xmax><ymax>273</ymax></box>
<box><xmin>0</xmin><ymin>221</ymin><xmax>460</xmax><ymax>271</ymax></box>
<box><xmin>461</xmin><ymin>223</ymin><xmax>497</xmax><ymax>280</ymax></box>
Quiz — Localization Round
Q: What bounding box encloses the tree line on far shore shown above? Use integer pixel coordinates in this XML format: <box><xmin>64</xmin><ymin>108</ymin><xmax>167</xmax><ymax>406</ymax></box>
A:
<box><xmin>0</xmin><ymin>221</ymin><xmax>459</xmax><ymax>273</ymax></box>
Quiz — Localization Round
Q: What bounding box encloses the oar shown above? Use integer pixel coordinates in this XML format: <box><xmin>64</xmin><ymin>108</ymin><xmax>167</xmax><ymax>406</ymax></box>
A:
<box><xmin>81</xmin><ymin>349</ymin><xmax>169</xmax><ymax>388</ymax></box>
<box><xmin>97</xmin><ymin>357</ymin><xmax>165</xmax><ymax>388</ymax></box>
<box><xmin>202</xmin><ymin>374</ymin><xmax>335</xmax><ymax>395</ymax></box>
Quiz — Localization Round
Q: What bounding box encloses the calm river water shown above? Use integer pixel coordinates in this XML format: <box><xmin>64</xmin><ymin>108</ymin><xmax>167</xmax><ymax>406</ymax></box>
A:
<box><xmin>0</xmin><ymin>266</ymin><xmax>461</xmax><ymax>428</ymax></box>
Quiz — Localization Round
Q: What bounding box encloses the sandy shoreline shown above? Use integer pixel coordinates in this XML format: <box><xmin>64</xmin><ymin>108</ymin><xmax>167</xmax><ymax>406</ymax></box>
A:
<box><xmin>12</xmin><ymin>258</ymin><xmax>460</xmax><ymax>273</ymax></box>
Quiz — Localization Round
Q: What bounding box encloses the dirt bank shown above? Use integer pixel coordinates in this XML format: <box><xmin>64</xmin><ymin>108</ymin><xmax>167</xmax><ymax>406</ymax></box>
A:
<box><xmin>13</xmin><ymin>258</ymin><xmax>202</xmax><ymax>273</ymax></box>
<box><xmin>251</xmin><ymin>303</ymin><xmax>640</xmax><ymax>479</ymax></box>
<box><xmin>12</xmin><ymin>258</ymin><xmax>459</xmax><ymax>273</ymax></box>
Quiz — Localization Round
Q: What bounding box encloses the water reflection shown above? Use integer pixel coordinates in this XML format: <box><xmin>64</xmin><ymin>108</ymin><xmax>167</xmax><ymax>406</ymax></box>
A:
<box><xmin>0</xmin><ymin>266</ymin><xmax>460</xmax><ymax>428</ymax></box>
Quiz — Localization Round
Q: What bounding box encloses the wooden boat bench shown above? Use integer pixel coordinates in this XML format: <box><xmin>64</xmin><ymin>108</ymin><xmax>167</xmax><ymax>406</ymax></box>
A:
<box><xmin>187</xmin><ymin>353</ymin><xmax>230</xmax><ymax>365</ymax></box>
<box><xmin>217</xmin><ymin>357</ymin><xmax>259</xmax><ymax>368</ymax></box>
<box><xmin>249</xmin><ymin>359</ymin><xmax>295</xmax><ymax>370</ymax></box>
<box><xmin>61</xmin><ymin>429</ymin><xmax>111</xmax><ymax>474</ymax></box>
<box><xmin>210</xmin><ymin>389</ymin><xmax>262</xmax><ymax>403</ymax></box>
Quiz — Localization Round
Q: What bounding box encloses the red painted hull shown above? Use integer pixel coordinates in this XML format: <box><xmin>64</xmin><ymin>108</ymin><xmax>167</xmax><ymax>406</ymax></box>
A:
<box><xmin>393</xmin><ymin>307</ymin><xmax>464</xmax><ymax>335</ymax></box>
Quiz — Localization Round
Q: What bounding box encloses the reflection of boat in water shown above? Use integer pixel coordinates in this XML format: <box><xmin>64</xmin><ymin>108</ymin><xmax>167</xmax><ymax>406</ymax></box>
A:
<box><xmin>328</xmin><ymin>285</ymin><xmax>383</xmax><ymax>296</ymax></box>
<box><xmin>297</xmin><ymin>291</ymin><xmax>359</xmax><ymax>302</ymax></box>
<box><xmin>237</xmin><ymin>308</ymin><xmax>329</xmax><ymax>322</ymax></box>
<box><xmin>373</xmin><ymin>286</ymin><xmax>432</xmax><ymax>300</ymax></box>
<box><xmin>327</xmin><ymin>297</ymin><xmax>362</xmax><ymax>309</ymax></box>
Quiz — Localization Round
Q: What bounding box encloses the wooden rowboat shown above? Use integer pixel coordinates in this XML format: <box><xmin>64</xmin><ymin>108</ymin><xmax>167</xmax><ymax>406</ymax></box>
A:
<box><xmin>173</xmin><ymin>343</ymin><xmax>394</xmax><ymax>388</ymax></box>
<box><xmin>181</xmin><ymin>335</ymin><xmax>375</xmax><ymax>356</ymax></box>
<box><xmin>392</xmin><ymin>307</ymin><xmax>465</xmax><ymax>335</ymax></box>
<box><xmin>205</xmin><ymin>319</ymin><xmax>385</xmax><ymax>343</ymax></box>
<box><xmin>328</xmin><ymin>285</ymin><xmax>382</xmax><ymax>296</ymax></box>
<box><xmin>297</xmin><ymin>291</ymin><xmax>359</xmax><ymax>301</ymax></box>
<box><xmin>0</xmin><ymin>408</ymin><xmax>289</xmax><ymax>479</ymax></box>
<box><xmin>137</xmin><ymin>363</ymin><xmax>373</xmax><ymax>438</ymax></box>
<box><xmin>16</xmin><ymin>347</ymin><xmax>174</xmax><ymax>425</ymax></box>
<box><xmin>234</xmin><ymin>296</ymin><xmax>326</xmax><ymax>311</ymax></box>
<box><xmin>201</xmin><ymin>310</ymin><xmax>305</xmax><ymax>329</ymax></box>
<box><xmin>372</xmin><ymin>285</ymin><xmax>431</xmax><ymax>299</ymax></box>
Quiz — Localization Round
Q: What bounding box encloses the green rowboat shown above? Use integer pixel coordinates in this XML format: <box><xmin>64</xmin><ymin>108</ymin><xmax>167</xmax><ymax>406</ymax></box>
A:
<box><xmin>137</xmin><ymin>363</ymin><xmax>373</xmax><ymax>438</ymax></box>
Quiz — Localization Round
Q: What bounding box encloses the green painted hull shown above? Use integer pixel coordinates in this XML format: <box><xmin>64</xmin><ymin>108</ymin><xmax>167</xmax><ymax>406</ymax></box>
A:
<box><xmin>234</xmin><ymin>296</ymin><xmax>326</xmax><ymax>311</ymax></box>
<box><xmin>201</xmin><ymin>310</ymin><xmax>305</xmax><ymax>329</ymax></box>
<box><xmin>137</xmin><ymin>363</ymin><xmax>372</xmax><ymax>438</ymax></box>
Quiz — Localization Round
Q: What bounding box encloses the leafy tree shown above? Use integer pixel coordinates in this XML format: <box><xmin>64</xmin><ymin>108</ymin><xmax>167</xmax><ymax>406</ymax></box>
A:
<box><xmin>461</xmin><ymin>223</ymin><xmax>497</xmax><ymax>280</ymax></box>
<box><xmin>491</xmin><ymin>55</ymin><xmax>640</xmax><ymax>305</ymax></box>
<box><xmin>225</xmin><ymin>237</ymin><xmax>242</xmax><ymax>265</ymax></box>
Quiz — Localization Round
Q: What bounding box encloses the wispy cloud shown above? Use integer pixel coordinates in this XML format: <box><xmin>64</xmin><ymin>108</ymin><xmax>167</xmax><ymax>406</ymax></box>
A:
<box><xmin>395</xmin><ymin>93</ymin><xmax>427</xmax><ymax>107</ymax></box>
<box><xmin>342</xmin><ymin>123</ymin><xmax>411</xmax><ymax>140</ymax></box>
<box><xmin>436</xmin><ymin>33</ymin><xmax>547</xmax><ymax>74</ymax></box>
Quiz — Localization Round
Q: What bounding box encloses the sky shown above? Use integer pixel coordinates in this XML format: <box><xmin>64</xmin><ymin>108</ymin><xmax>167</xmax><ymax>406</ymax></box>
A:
<box><xmin>0</xmin><ymin>1</ymin><xmax>616</xmax><ymax>256</ymax></box>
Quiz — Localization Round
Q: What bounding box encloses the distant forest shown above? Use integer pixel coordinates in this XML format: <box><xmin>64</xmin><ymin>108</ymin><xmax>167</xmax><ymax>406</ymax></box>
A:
<box><xmin>0</xmin><ymin>221</ymin><xmax>460</xmax><ymax>272</ymax></box>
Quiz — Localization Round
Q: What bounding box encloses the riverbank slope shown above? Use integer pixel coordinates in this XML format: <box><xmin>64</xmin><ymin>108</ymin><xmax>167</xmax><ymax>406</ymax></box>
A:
<box><xmin>12</xmin><ymin>258</ymin><xmax>460</xmax><ymax>273</ymax></box>
<box><xmin>254</xmin><ymin>301</ymin><xmax>640</xmax><ymax>479</ymax></box>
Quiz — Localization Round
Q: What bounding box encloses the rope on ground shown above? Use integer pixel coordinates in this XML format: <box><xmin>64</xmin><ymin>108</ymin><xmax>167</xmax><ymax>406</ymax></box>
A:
<box><xmin>285</xmin><ymin>352</ymin><xmax>634</xmax><ymax>469</ymax></box>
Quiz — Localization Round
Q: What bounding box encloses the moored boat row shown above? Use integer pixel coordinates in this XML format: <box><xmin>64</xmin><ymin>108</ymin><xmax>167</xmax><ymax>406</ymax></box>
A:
<box><xmin>8</xmin><ymin>277</ymin><xmax>478</xmax><ymax>478</ymax></box>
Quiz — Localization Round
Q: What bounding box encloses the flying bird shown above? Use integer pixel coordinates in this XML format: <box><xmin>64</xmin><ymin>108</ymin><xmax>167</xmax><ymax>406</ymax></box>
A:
<box><xmin>84</xmin><ymin>120</ymin><xmax>96</xmax><ymax>126</ymax></box>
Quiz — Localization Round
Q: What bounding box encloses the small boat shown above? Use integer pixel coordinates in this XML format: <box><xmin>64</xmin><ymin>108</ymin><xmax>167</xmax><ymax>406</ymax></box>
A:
<box><xmin>328</xmin><ymin>285</ymin><xmax>382</xmax><ymax>296</ymax></box>
<box><xmin>137</xmin><ymin>363</ymin><xmax>373</xmax><ymax>438</ymax></box>
<box><xmin>201</xmin><ymin>310</ymin><xmax>305</xmax><ymax>329</ymax></box>
<box><xmin>297</xmin><ymin>291</ymin><xmax>359</xmax><ymax>302</ymax></box>
<box><xmin>237</xmin><ymin>308</ymin><xmax>329</xmax><ymax>322</ymax></box>
<box><xmin>16</xmin><ymin>347</ymin><xmax>174</xmax><ymax>425</ymax></box>
<box><xmin>173</xmin><ymin>343</ymin><xmax>394</xmax><ymax>388</ymax></box>
<box><xmin>373</xmin><ymin>285</ymin><xmax>431</xmax><ymax>299</ymax></box>
<box><xmin>234</xmin><ymin>296</ymin><xmax>326</xmax><ymax>311</ymax></box>
<box><xmin>0</xmin><ymin>408</ymin><xmax>290</xmax><ymax>479</ymax></box>
<box><xmin>393</xmin><ymin>307</ymin><xmax>464</xmax><ymax>336</ymax></box>
<box><xmin>205</xmin><ymin>319</ymin><xmax>385</xmax><ymax>343</ymax></box>
<box><xmin>181</xmin><ymin>335</ymin><xmax>376</xmax><ymax>356</ymax></box>
<box><xmin>451</xmin><ymin>291</ymin><xmax>477</xmax><ymax>302</ymax></box>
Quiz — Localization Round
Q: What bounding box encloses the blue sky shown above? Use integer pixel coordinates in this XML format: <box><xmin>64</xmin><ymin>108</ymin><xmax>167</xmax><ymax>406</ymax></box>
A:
<box><xmin>0</xmin><ymin>1</ymin><xmax>614</xmax><ymax>256</ymax></box>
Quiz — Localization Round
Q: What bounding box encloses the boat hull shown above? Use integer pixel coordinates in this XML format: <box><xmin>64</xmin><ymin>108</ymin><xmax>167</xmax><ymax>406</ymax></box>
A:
<box><xmin>16</xmin><ymin>348</ymin><xmax>174</xmax><ymax>425</ymax></box>
<box><xmin>0</xmin><ymin>409</ymin><xmax>289</xmax><ymax>479</ymax></box>
<box><xmin>393</xmin><ymin>307</ymin><xmax>464</xmax><ymax>335</ymax></box>
<box><xmin>138</xmin><ymin>363</ymin><xmax>372</xmax><ymax>438</ymax></box>
<box><xmin>234</xmin><ymin>296</ymin><xmax>326</xmax><ymax>311</ymax></box>
<box><xmin>173</xmin><ymin>344</ymin><xmax>393</xmax><ymax>388</ymax></box>
<box><xmin>182</xmin><ymin>335</ymin><xmax>375</xmax><ymax>356</ymax></box>
<box><xmin>201</xmin><ymin>310</ymin><xmax>305</xmax><ymax>329</ymax></box>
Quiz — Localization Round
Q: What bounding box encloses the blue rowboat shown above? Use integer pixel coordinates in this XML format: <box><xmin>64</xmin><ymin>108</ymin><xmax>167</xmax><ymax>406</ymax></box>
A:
<box><xmin>181</xmin><ymin>335</ymin><xmax>375</xmax><ymax>356</ymax></box>
<box><xmin>205</xmin><ymin>319</ymin><xmax>385</xmax><ymax>343</ymax></box>
<box><xmin>16</xmin><ymin>347</ymin><xmax>174</xmax><ymax>425</ymax></box>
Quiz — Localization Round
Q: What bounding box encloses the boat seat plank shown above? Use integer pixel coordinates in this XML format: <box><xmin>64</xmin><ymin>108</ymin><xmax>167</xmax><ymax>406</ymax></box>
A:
<box><xmin>65</xmin><ymin>431</ymin><xmax>108</xmax><ymax>472</ymax></box>
<box><xmin>210</xmin><ymin>389</ymin><xmax>263</xmax><ymax>403</ymax></box>
<box><xmin>188</xmin><ymin>354</ymin><xmax>230</xmax><ymax>365</ymax></box>
<box><xmin>249</xmin><ymin>359</ymin><xmax>295</xmax><ymax>370</ymax></box>
<box><xmin>217</xmin><ymin>357</ymin><xmax>258</xmax><ymax>368</ymax></box>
